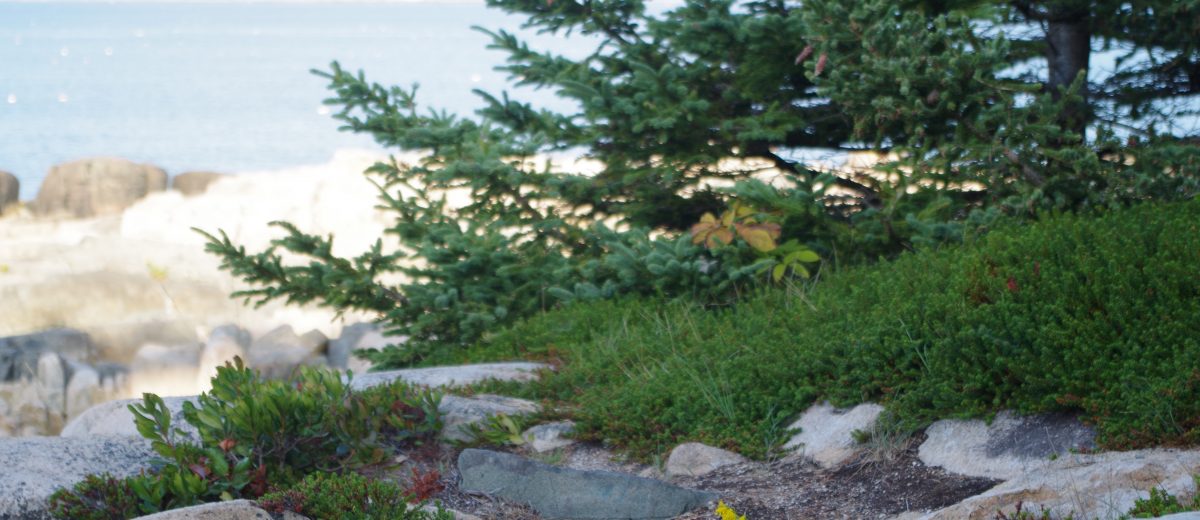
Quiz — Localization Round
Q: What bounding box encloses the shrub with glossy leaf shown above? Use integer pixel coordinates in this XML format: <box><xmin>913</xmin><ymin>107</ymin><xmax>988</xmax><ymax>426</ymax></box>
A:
<box><xmin>257</xmin><ymin>471</ymin><xmax>454</xmax><ymax>520</ymax></box>
<box><xmin>48</xmin><ymin>473</ymin><xmax>144</xmax><ymax>520</ymax></box>
<box><xmin>460</xmin><ymin>201</ymin><xmax>1200</xmax><ymax>460</ymax></box>
<box><xmin>50</xmin><ymin>360</ymin><xmax>442</xmax><ymax>517</ymax></box>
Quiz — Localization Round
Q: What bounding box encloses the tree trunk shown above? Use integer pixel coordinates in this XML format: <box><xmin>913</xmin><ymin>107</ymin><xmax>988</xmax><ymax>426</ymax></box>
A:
<box><xmin>1045</xmin><ymin>16</ymin><xmax>1090</xmax><ymax>139</ymax></box>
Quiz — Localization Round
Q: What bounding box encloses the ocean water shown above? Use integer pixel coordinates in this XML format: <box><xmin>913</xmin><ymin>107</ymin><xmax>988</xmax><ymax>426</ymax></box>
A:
<box><xmin>0</xmin><ymin>2</ymin><xmax>591</xmax><ymax>199</ymax></box>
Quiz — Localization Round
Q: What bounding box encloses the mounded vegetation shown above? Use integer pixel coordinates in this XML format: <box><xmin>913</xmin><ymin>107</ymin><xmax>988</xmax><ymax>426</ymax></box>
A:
<box><xmin>449</xmin><ymin>200</ymin><xmax>1200</xmax><ymax>460</ymax></box>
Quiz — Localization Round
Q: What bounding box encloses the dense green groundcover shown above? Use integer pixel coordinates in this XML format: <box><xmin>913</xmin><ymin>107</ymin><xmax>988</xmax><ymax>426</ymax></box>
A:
<box><xmin>440</xmin><ymin>200</ymin><xmax>1200</xmax><ymax>460</ymax></box>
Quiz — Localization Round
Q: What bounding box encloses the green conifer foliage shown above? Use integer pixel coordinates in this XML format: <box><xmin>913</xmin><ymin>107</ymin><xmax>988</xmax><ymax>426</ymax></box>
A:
<box><xmin>200</xmin><ymin>0</ymin><xmax>1198</xmax><ymax>367</ymax></box>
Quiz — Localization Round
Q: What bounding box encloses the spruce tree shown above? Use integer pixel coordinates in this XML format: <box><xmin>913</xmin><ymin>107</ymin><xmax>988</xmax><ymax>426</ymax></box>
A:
<box><xmin>200</xmin><ymin>0</ymin><xmax>1198</xmax><ymax>366</ymax></box>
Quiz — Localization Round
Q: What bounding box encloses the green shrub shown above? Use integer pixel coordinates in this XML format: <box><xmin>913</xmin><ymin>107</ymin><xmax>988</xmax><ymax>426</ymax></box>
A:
<box><xmin>48</xmin><ymin>473</ymin><xmax>144</xmax><ymax>520</ymax></box>
<box><xmin>258</xmin><ymin>472</ymin><xmax>453</xmax><ymax>520</ymax></box>
<box><xmin>50</xmin><ymin>360</ymin><xmax>443</xmax><ymax>517</ymax></box>
<box><xmin>460</xmin><ymin>200</ymin><xmax>1200</xmax><ymax>460</ymax></box>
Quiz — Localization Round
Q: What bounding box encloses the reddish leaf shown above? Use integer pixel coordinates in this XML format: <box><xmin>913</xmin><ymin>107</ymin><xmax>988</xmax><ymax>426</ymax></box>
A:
<box><xmin>219</xmin><ymin>438</ymin><xmax>237</xmax><ymax>452</ymax></box>
<box><xmin>1006</xmin><ymin>277</ymin><xmax>1019</xmax><ymax>293</ymax></box>
<box><xmin>188</xmin><ymin>463</ymin><xmax>210</xmax><ymax>479</ymax></box>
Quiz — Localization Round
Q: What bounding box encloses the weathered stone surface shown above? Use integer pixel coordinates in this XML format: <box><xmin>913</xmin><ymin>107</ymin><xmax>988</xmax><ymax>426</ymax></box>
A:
<box><xmin>665</xmin><ymin>442</ymin><xmax>747</xmax><ymax>478</ymax></box>
<box><xmin>919</xmin><ymin>410</ymin><xmax>1096</xmax><ymax>480</ymax></box>
<box><xmin>523</xmin><ymin>421</ymin><xmax>577</xmax><ymax>453</ymax></box>
<box><xmin>32</xmin><ymin>157</ymin><xmax>167</xmax><ymax>218</ymax></box>
<box><xmin>0</xmin><ymin>328</ymin><xmax>95</xmax><ymax>382</ymax></box>
<box><xmin>349</xmin><ymin>362</ymin><xmax>549</xmax><ymax>391</ymax></box>
<box><xmin>61</xmin><ymin>395</ymin><xmax>199</xmax><ymax>440</ymax></box>
<box><xmin>0</xmin><ymin>436</ymin><xmax>155</xmax><ymax>519</ymax></box>
<box><xmin>783</xmin><ymin>402</ymin><xmax>884</xmax><ymax>467</ymax></box>
<box><xmin>459</xmin><ymin>449</ymin><xmax>716</xmax><ymax>519</ymax></box>
<box><xmin>129</xmin><ymin>342</ymin><xmax>204</xmax><ymax>397</ymax></box>
<box><xmin>328</xmin><ymin>322</ymin><xmax>392</xmax><ymax>372</ymax></box>
<box><xmin>171</xmin><ymin>171</ymin><xmax>227</xmax><ymax>196</ymax></box>
<box><xmin>440</xmin><ymin>394</ymin><xmax>540</xmax><ymax>442</ymax></box>
<box><xmin>1159</xmin><ymin>514</ymin><xmax>1200</xmax><ymax>520</ymax></box>
<box><xmin>196</xmin><ymin>324</ymin><xmax>250</xmax><ymax>390</ymax></box>
<box><xmin>247</xmin><ymin>325</ymin><xmax>328</xmax><ymax>379</ymax></box>
<box><xmin>64</xmin><ymin>365</ymin><xmax>102</xmax><ymax>419</ymax></box>
<box><xmin>131</xmin><ymin>500</ymin><xmax>281</xmax><ymax>520</ymax></box>
<box><xmin>919</xmin><ymin>449</ymin><xmax>1200</xmax><ymax>520</ymax></box>
<box><xmin>0</xmin><ymin>170</ymin><xmax>18</xmax><ymax>214</ymax></box>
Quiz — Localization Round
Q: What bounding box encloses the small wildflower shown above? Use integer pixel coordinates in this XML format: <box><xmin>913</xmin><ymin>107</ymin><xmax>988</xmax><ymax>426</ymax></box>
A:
<box><xmin>715</xmin><ymin>500</ymin><xmax>747</xmax><ymax>520</ymax></box>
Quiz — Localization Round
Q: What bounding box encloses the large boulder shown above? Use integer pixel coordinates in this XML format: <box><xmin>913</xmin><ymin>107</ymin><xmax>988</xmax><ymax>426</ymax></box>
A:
<box><xmin>0</xmin><ymin>328</ymin><xmax>95</xmax><ymax>382</ymax></box>
<box><xmin>171</xmin><ymin>171</ymin><xmax>227</xmax><ymax>196</ymax></box>
<box><xmin>0</xmin><ymin>170</ymin><xmax>17</xmax><ymax>214</ymax></box>
<box><xmin>128</xmin><ymin>342</ymin><xmax>204</xmax><ymax>397</ymax></box>
<box><xmin>327</xmin><ymin>322</ymin><xmax>392</xmax><ymax>372</ymax></box>
<box><xmin>132</xmin><ymin>500</ymin><xmax>287</xmax><ymax>520</ymax></box>
<box><xmin>0</xmin><ymin>436</ymin><xmax>155</xmax><ymax>519</ymax></box>
<box><xmin>918</xmin><ymin>410</ymin><xmax>1096</xmax><ymax>480</ymax></box>
<box><xmin>61</xmin><ymin>395</ymin><xmax>199</xmax><ymax>440</ymax></box>
<box><xmin>195</xmin><ymin>324</ymin><xmax>250</xmax><ymax>390</ymax></box>
<box><xmin>665</xmin><ymin>442</ymin><xmax>747</xmax><ymax>478</ymax></box>
<box><xmin>783</xmin><ymin>401</ymin><xmax>884</xmax><ymax>467</ymax></box>
<box><xmin>348</xmin><ymin>362</ymin><xmax>549</xmax><ymax>390</ymax></box>
<box><xmin>32</xmin><ymin>157</ymin><xmax>167</xmax><ymax>218</ymax></box>
<box><xmin>458</xmin><ymin>449</ymin><xmax>717</xmax><ymax>519</ymax></box>
<box><xmin>919</xmin><ymin>449</ymin><xmax>1200</xmax><ymax>519</ymax></box>
<box><xmin>246</xmin><ymin>325</ymin><xmax>328</xmax><ymax>379</ymax></box>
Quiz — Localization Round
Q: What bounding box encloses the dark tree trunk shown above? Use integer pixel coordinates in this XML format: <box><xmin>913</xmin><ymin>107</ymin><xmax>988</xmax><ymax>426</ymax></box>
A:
<box><xmin>1045</xmin><ymin>16</ymin><xmax>1091</xmax><ymax>139</ymax></box>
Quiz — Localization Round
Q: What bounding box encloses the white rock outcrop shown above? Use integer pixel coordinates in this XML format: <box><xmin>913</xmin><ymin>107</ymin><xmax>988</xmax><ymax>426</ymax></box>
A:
<box><xmin>783</xmin><ymin>401</ymin><xmax>884</xmax><ymax>467</ymax></box>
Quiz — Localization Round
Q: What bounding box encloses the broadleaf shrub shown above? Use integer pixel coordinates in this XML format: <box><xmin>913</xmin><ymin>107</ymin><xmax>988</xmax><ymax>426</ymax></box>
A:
<box><xmin>49</xmin><ymin>360</ymin><xmax>443</xmax><ymax>517</ymax></box>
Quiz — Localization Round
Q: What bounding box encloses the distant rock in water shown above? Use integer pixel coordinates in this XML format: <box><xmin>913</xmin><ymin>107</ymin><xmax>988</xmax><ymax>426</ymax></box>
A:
<box><xmin>171</xmin><ymin>171</ymin><xmax>227</xmax><ymax>196</ymax></box>
<box><xmin>0</xmin><ymin>170</ymin><xmax>17</xmax><ymax>215</ymax></box>
<box><xmin>32</xmin><ymin>157</ymin><xmax>167</xmax><ymax>218</ymax></box>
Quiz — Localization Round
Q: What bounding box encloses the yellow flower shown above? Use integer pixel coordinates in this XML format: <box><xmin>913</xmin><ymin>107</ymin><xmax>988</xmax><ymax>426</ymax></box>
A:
<box><xmin>715</xmin><ymin>500</ymin><xmax>747</xmax><ymax>520</ymax></box>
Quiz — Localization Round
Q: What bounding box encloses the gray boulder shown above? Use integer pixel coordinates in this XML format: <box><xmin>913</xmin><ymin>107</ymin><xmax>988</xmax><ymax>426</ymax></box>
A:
<box><xmin>665</xmin><ymin>442</ymin><xmax>747</xmax><ymax>478</ymax></box>
<box><xmin>0</xmin><ymin>170</ymin><xmax>17</xmax><ymax>214</ymax></box>
<box><xmin>920</xmin><ymin>448</ymin><xmax>1200</xmax><ymax>519</ymax></box>
<box><xmin>0</xmin><ymin>328</ymin><xmax>95</xmax><ymax>382</ymax></box>
<box><xmin>327</xmin><ymin>322</ymin><xmax>390</xmax><ymax>372</ymax></box>
<box><xmin>349</xmin><ymin>362</ymin><xmax>549</xmax><ymax>390</ymax></box>
<box><xmin>132</xmin><ymin>500</ymin><xmax>290</xmax><ymax>520</ymax></box>
<box><xmin>0</xmin><ymin>436</ymin><xmax>155</xmax><ymax>519</ymax></box>
<box><xmin>247</xmin><ymin>325</ymin><xmax>328</xmax><ymax>379</ymax></box>
<box><xmin>61</xmin><ymin>395</ymin><xmax>199</xmax><ymax>440</ymax></box>
<box><xmin>458</xmin><ymin>449</ymin><xmax>717</xmax><ymax>519</ymax></box>
<box><xmin>171</xmin><ymin>171</ymin><xmax>227</xmax><ymax>196</ymax></box>
<box><xmin>196</xmin><ymin>324</ymin><xmax>250</xmax><ymax>389</ymax></box>
<box><xmin>32</xmin><ymin>157</ymin><xmax>167</xmax><ymax>218</ymax></box>
<box><xmin>918</xmin><ymin>410</ymin><xmax>1096</xmax><ymax>480</ymax></box>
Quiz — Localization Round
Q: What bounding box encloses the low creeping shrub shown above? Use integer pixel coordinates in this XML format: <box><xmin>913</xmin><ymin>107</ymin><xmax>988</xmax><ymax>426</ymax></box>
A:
<box><xmin>257</xmin><ymin>471</ymin><xmax>453</xmax><ymax>520</ymax></box>
<box><xmin>447</xmin><ymin>200</ymin><xmax>1200</xmax><ymax>460</ymax></box>
<box><xmin>49</xmin><ymin>359</ymin><xmax>442</xmax><ymax>517</ymax></box>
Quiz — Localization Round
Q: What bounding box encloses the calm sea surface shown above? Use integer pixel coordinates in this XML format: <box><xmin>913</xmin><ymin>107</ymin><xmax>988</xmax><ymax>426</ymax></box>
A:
<box><xmin>0</xmin><ymin>2</ymin><xmax>590</xmax><ymax>199</ymax></box>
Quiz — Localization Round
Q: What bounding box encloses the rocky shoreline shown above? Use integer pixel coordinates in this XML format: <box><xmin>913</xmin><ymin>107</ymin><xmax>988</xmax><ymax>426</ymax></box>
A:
<box><xmin>2</xmin><ymin>155</ymin><xmax>1199</xmax><ymax>519</ymax></box>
